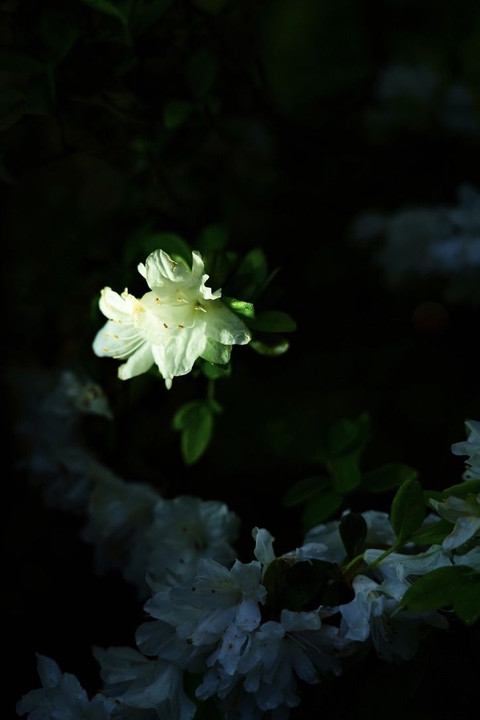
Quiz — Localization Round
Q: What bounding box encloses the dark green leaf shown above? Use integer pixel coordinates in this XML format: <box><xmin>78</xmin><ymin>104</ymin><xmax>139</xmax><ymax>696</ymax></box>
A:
<box><xmin>402</xmin><ymin>565</ymin><xmax>480</xmax><ymax>624</ymax></box>
<box><xmin>163</xmin><ymin>100</ymin><xmax>194</xmax><ymax>129</ymax></box>
<box><xmin>263</xmin><ymin>558</ymin><xmax>335</xmax><ymax>615</ymax></box>
<box><xmin>172</xmin><ymin>401</ymin><xmax>213</xmax><ymax>465</ymax></box>
<box><xmin>326</xmin><ymin>418</ymin><xmax>359</xmax><ymax>456</ymax></box>
<box><xmin>339</xmin><ymin>512</ymin><xmax>368</xmax><ymax>559</ymax></box>
<box><xmin>410</xmin><ymin>518</ymin><xmax>454</xmax><ymax>546</ymax></box>
<box><xmin>282</xmin><ymin>474</ymin><xmax>330</xmax><ymax>507</ymax></box>
<box><xmin>81</xmin><ymin>0</ymin><xmax>129</xmax><ymax>24</ymax></box>
<box><xmin>390</xmin><ymin>478</ymin><xmax>426</xmax><ymax>542</ymax></box>
<box><xmin>250</xmin><ymin>336</ymin><xmax>290</xmax><ymax>356</ymax></box>
<box><xmin>185</xmin><ymin>49</ymin><xmax>217</xmax><ymax>100</ymax></box>
<box><xmin>302</xmin><ymin>490</ymin><xmax>344</xmax><ymax>531</ymax></box>
<box><xmin>362</xmin><ymin>462</ymin><xmax>419</xmax><ymax>493</ymax></box>
<box><xmin>441</xmin><ymin>479</ymin><xmax>480</xmax><ymax>499</ymax></box>
<box><xmin>247</xmin><ymin>310</ymin><xmax>297</xmax><ymax>333</ymax></box>
<box><xmin>0</xmin><ymin>51</ymin><xmax>46</xmax><ymax>74</ymax></box>
<box><xmin>330</xmin><ymin>454</ymin><xmax>362</xmax><ymax>494</ymax></box>
<box><xmin>131</xmin><ymin>0</ymin><xmax>172</xmax><ymax>36</ymax></box>
<box><xmin>201</xmin><ymin>362</ymin><xmax>231</xmax><ymax>380</ymax></box>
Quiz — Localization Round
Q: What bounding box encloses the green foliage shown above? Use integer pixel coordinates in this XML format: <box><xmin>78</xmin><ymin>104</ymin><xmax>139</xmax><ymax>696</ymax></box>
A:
<box><xmin>362</xmin><ymin>463</ymin><xmax>419</xmax><ymax>493</ymax></box>
<box><xmin>390</xmin><ymin>478</ymin><xmax>426</xmax><ymax>542</ymax></box>
<box><xmin>402</xmin><ymin>566</ymin><xmax>480</xmax><ymax>625</ymax></box>
<box><xmin>262</xmin><ymin>558</ymin><xmax>337</xmax><ymax>617</ymax></box>
<box><xmin>339</xmin><ymin>512</ymin><xmax>368</xmax><ymax>560</ymax></box>
<box><xmin>172</xmin><ymin>400</ymin><xmax>215</xmax><ymax>465</ymax></box>
<box><xmin>246</xmin><ymin>310</ymin><xmax>297</xmax><ymax>333</ymax></box>
<box><xmin>163</xmin><ymin>100</ymin><xmax>194</xmax><ymax>129</ymax></box>
<box><xmin>410</xmin><ymin>518</ymin><xmax>454</xmax><ymax>546</ymax></box>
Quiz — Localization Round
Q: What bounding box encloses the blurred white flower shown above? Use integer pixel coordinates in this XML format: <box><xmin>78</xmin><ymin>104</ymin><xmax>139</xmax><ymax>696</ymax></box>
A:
<box><xmin>429</xmin><ymin>493</ymin><xmax>480</xmax><ymax>551</ymax></box>
<box><xmin>93</xmin><ymin>249</ymin><xmax>251</xmax><ymax>388</ymax></box>
<box><xmin>17</xmin><ymin>654</ymin><xmax>116</xmax><ymax>720</ymax></box>
<box><xmin>451</xmin><ymin>419</ymin><xmax>480</xmax><ymax>479</ymax></box>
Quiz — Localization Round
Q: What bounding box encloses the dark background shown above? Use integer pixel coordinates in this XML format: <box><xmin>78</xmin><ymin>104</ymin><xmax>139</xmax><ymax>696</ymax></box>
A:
<box><xmin>3</xmin><ymin>0</ymin><xmax>480</xmax><ymax>717</ymax></box>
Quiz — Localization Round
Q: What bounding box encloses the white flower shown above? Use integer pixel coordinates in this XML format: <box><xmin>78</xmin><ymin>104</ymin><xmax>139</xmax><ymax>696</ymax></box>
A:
<box><xmin>339</xmin><ymin>575</ymin><xmax>448</xmax><ymax>662</ymax></box>
<box><xmin>94</xmin><ymin>646</ymin><xmax>196</xmax><ymax>720</ymax></box>
<box><xmin>451</xmin><ymin>419</ymin><xmax>480</xmax><ymax>479</ymax></box>
<box><xmin>197</xmin><ymin>609</ymin><xmax>346</xmax><ymax>717</ymax></box>
<box><xmin>429</xmin><ymin>493</ymin><xmax>480</xmax><ymax>550</ymax></box>
<box><xmin>142</xmin><ymin>496</ymin><xmax>240</xmax><ymax>591</ymax></box>
<box><xmin>140</xmin><ymin>558</ymin><xmax>266</xmax><ymax>651</ymax></box>
<box><xmin>93</xmin><ymin>249</ymin><xmax>251</xmax><ymax>388</ymax></box>
<box><xmin>16</xmin><ymin>654</ymin><xmax>116</xmax><ymax>720</ymax></box>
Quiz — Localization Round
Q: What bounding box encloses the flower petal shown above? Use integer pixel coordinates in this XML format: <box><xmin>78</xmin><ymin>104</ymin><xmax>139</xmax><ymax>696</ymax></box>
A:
<box><xmin>205</xmin><ymin>301</ymin><xmax>252</xmax><ymax>345</ymax></box>
<box><xmin>151</xmin><ymin>323</ymin><xmax>207</xmax><ymax>382</ymax></box>
<box><xmin>118</xmin><ymin>343</ymin><xmax>155</xmax><ymax>380</ymax></box>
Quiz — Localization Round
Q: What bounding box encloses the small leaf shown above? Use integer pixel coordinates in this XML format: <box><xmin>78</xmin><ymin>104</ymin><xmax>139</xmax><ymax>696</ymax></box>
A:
<box><xmin>441</xmin><ymin>479</ymin><xmax>480</xmax><ymax>499</ymax></box>
<box><xmin>0</xmin><ymin>51</ymin><xmax>46</xmax><ymax>74</ymax></box>
<box><xmin>247</xmin><ymin>310</ymin><xmax>297</xmax><ymax>333</ymax></box>
<box><xmin>326</xmin><ymin>418</ymin><xmax>359</xmax><ymax>456</ymax></box>
<box><xmin>330</xmin><ymin>454</ymin><xmax>362</xmax><ymax>494</ymax></box>
<box><xmin>302</xmin><ymin>490</ymin><xmax>344</xmax><ymax>531</ymax></box>
<box><xmin>283</xmin><ymin>475</ymin><xmax>330</xmax><ymax>508</ymax></box>
<box><xmin>201</xmin><ymin>362</ymin><xmax>231</xmax><ymax>380</ymax></box>
<box><xmin>222</xmin><ymin>297</ymin><xmax>255</xmax><ymax>320</ymax></box>
<box><xmin>172</xmin><ymin>401</ymin><xmax>213</xmax><ymax>465</ymax></box>
<box><xmin>362</xmin><ymin>462</ymin><xmax>419</xmax><ymax>493</ymax></box>
<box><xmin>185</xmin><ymin>49</ymin><xmax>217</xmax><ymax>100</ymax></box>
<box><xmin>390</xmin><ymin>478</ymin><xmax>426</xmax><ymax>542</ymax></box>
<box><xmin>163</xmin><ymin>100</ymin><xmax>193</xmax><ymax>129</ymax></box>
<box><xmin>250</xmin><ymin>336</ymin><xmax>290</xmax><ymax>356</ymax></box>
<box><xmin>402</xmin><ymin>565</ymin><xmax>480</xmax><ymax>625</ymax></box>
<box><xmin>339</xmin><ymin>512</ymin><xmax>368</xmax><ymax>559</ymax></box>
<box><xmin>401</xmin><ymin>566</ymin><xmax>460</xmax><ymax>611</ymax></box>
<box><xmin>81</xmin><ymin>0</ymin><xmax>129</xmax><ymax>24</ymax></box>
<box><xmin>410</xmin><ymin>518</ymin><xmax>454</xmax><ymax>545</ymax></box>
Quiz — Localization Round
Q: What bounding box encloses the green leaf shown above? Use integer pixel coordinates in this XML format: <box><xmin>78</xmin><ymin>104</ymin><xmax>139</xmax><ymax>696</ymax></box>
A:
<box><xmin>263</xmin><ymin>558</ymin><xmax>335</xmax><ymax>615</ymax></box>
<box><xmin>410</xmin><ymin>518</ymin><xmax>454</xmax><ymax>546</ymax></box>
<box><xmin>282</xmin><ymin>474</ymin><xmax>330</xmax><ymax>507</ymax></box>
<box><xmin>362</xmin><ymin>462</ymin><xmax>419</xmax><ymax>493</ymax></box>
<box><xmin>124</xmin><ymin>228</ymin><xmax>192</xmax><ymax>268</ymax></box>
<box><xmin>402</xmin><ymin>566</ymin><xmax>459</xmax><ymax>611</ymax></box>
<box><xmin>339</xmin><ymin>512</ymin><xmax>367</xmax><ymax>559</ymax></box>
<box><xmin>172</xmin><ymin>401</ymin><xmax>213</xmax><ymax>465</ymax></box>
<box><xmin>330</xmin><ymin>454</ymin><xmax>362</xmax><ymax>494</ymax></box>
<box><xmin>197</xmin><ymin>223</ymin><xmax>229</xmax><ymax>251</ymax></box>
<box><xmin>390</xmin><ymin>478</ymin><xmax>426</xmax><ymax>542</ymax></box>
<box><xmin>250</xmin><ymin>336</ymin><xmax>290</xmax><ymax>356</ymax></box>
<box><xmin>301</xmin><ymin>490</ymin><xmax>344</xmax><ymax>531</ymax></box>
<box><xmin>81</xmin><ymin>0</ymin><xmax>129</xmax><ymax>24</ymax></box>
<box><xmin>185</xmin><ymin>49</ymin><xmax>217</xmax><ymax>100</ymax></box>
<box><xmin>40</xmin><ymin>9</ymin><xmax>81</xmax><ymax>62</ymax></box>
<box><xmin>201</xmin><ymin>362</ymin><xmax>231</xmax><ymax>380</ymax></box>
<box><xmin>192</xmin><ymin>0</ymin><xmax>229</xmax><ymax>14</ymax></box>
<box><xmin>402</xmin><ymin>565</ymin><xmax>480</xmax><ymax>625</ymax></box>
<box><xmin>163</xmin><ymin>100</ymin><xmax>194</xmax><ymax>129</ymax></box>
<box><xmin>131</xmin><ymin>0</ymin><xmax>172</xmax><ymax>36</ymax></box>
<box><xmin>0</xmin><ymin>51</ymin><xmax>46</xmax><ymax>74</ymax></box>
<box><xmin>441</xmin><ymin>479</ymin><xmax>480</xmax><ymax>499</ymax></box>
<box><xmin>221</xmin><ymin>297</ymin><xmax>255</xmax><ymax>320</ymax></box>
<box><xmin>247</xmin><ymin>310</ymin><xmax>297</xmax><ymax>333</ymax></box>
<box><xmin>326</xmin><ymin>418</ymin><xmax>359</xmax><ymax>456</ymax></box>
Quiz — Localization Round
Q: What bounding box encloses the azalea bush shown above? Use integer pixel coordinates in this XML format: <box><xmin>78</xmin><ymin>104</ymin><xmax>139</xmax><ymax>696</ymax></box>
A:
<box><xmin>4</xmin><ymin>0</ymin><xmax>480</xmax><ymax>718</ymax></box>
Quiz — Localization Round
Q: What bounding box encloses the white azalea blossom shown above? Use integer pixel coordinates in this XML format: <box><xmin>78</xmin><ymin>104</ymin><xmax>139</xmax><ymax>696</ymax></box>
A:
<box><xmin>339</xmin><ymin>574</ymin><xmax>448</xmax><ymax>662</ymax></box>
<box><xmin>94</xmin><ymin>646</ymin><xmax>196</xmax><ymax>720</ymax></box>
<box><xmin>451</xmin><ymin>419</ymin><xmax>480</xmax><ymax>479</ymax></box>
<box><xmin>93</xmin><ymin>249</ymin><xmax>251</xmax><ymax>388</ymax></box>
<box><xmin>429</xmin><ymin>493</ymin><xmax>480</xmax><ymax>551</ymax></box>
<box><xmin>16</xmin><ymin>654</ymin><xmax>117</xmax><ymax>720</ymax></box>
